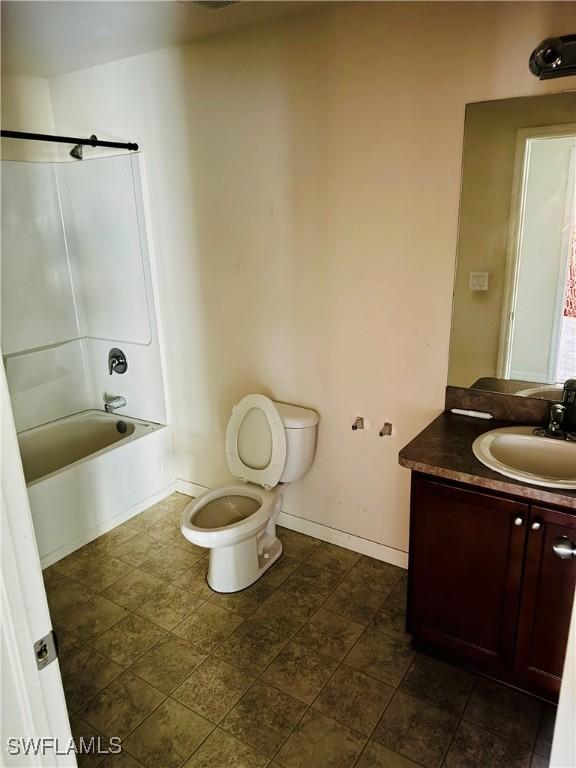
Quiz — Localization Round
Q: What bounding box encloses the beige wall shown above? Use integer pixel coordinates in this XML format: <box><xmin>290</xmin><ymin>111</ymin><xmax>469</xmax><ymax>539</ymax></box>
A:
<box><xmin>449</xmin><ymin>94</ymin><xmax>576</xmax><ymax>388</ymax></box>
<box><xmin>1</xmin><ymin>74</ymin><xmax>58</xmax><ymax>160</ymax></box>
<box><xmin>9</xmin><ymin>2</ymin><xmax>576</xmax><ymax>558</ymax></box>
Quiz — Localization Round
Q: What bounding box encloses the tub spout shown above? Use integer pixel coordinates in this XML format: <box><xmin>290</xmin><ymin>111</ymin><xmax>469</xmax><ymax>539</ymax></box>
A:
<box><xmin>104</xmin><ymin>396</ymin><xmax>126</xmax><ymax>413</ymax></box>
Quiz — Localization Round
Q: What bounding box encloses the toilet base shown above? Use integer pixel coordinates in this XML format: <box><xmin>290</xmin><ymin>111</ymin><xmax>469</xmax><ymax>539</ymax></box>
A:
<box><xmin>207</xmin><ymin>533</ymin><xmax>283</xmax><ymax>593</ymax></box>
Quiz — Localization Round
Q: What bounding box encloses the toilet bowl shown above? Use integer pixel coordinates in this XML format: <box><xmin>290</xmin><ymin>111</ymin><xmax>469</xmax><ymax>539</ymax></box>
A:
<box><xmin>181</xmin><ymin>394</ymin><xmax>318</xmax><ymax>593</ymax></box>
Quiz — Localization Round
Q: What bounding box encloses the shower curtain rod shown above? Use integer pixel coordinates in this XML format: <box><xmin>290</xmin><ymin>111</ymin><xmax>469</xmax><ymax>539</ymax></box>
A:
<box><xmin>0</xmin><ymin>130</ymin><xmax>138</xmax><ymax>151</ymax></box>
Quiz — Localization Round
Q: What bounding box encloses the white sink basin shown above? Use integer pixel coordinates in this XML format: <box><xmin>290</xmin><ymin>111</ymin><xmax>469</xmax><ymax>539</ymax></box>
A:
<box><xmin>472</xmin><ymin>426</ymin><xmax>576</xmax><ymax>489</ymax></box>
<box><xmin>517</xmin><ymin>386</ymin><xmax>563</xmax><ymax>400</ymax></box>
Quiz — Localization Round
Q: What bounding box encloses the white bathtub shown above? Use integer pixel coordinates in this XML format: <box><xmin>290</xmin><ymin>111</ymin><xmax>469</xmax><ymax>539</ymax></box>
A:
<box><xmin>18</xmin><ymin>410</ymin><xmax>174</xmax><ymax>567</ymax></box>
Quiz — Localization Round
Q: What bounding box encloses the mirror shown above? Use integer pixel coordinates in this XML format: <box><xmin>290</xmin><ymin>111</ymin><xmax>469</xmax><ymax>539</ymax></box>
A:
<box><xmin>448</xmin><ymin>93</ymin><xmax>576</xmax><ymax>400</ymax></box>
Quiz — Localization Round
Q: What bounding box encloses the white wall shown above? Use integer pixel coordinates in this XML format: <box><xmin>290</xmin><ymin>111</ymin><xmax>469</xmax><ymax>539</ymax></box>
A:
<box><xmin>41</xmin><ymin>2</ymin><xmax>576</xmax><ymax>555</ymax></box>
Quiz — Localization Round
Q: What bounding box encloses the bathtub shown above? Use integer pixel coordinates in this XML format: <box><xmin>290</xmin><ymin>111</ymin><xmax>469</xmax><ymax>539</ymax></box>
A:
<box><xmin>18</xmin><ymin>410</ymin><xmax>174</xmax><ymax>567</ymax></box>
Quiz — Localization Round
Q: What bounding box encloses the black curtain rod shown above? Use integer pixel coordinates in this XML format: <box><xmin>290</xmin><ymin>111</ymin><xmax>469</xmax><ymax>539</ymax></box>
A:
<box><xmin>0</xmin><ymin>130</ymin><xmax>138</xmax><ymax>151</ymax></box>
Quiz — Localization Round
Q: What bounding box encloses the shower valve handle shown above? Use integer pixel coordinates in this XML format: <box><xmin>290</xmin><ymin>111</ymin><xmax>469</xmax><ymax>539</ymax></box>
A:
<box><xmin>108</xmin><ymin>348</ymin><xmax>128</xmax><ymax>375</ymax></box>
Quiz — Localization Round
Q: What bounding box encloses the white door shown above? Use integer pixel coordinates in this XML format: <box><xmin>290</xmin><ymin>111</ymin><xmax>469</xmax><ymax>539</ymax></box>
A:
<box><xmin>550</xmin><ymin>587</ymin><xmax>576</xmax><ymax>768</ymax></box>
<box><xmin>1</xmin><ymin>363</ymin><xmax>75</xmax><ymax>767</ymax></box>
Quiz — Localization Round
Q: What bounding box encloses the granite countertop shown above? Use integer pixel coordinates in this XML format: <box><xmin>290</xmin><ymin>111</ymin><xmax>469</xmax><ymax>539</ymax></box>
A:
<box><xmin>399</xmin><ymin>412</ymin><xmax>576</xmax><ymax>510</ymax></box>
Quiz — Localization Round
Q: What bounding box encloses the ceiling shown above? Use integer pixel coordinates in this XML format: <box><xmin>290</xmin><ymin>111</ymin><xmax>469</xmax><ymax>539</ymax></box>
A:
<box><xmin>1</xmin><ymin>1</ymin><xmax>319</xmax><ymax>78</ymax></box>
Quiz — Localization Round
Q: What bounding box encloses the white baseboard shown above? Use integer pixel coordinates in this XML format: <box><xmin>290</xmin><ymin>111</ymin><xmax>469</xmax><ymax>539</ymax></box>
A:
<box><xmin>175</xmin><ymin>477</ymin><xmax>407</xmax><ymax>569</ymax></box>
<box><xmin>277</xmin><ymin>512</ymin><xmax>408</xmax><ymax>569</ymax></box>
<box><xmin>41</xmin><ymin>482</ymin><xmax>176</xmax><ymax>569</ymax></box>
<box><xmin>175</xmin><ymin>478</ymin><xmax>208</xmax><ymax>498</ymax></box>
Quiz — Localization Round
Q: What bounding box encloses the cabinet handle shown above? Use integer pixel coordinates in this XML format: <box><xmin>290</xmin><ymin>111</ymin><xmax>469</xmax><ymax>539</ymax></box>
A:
<box><xmin>552</xmin><ymin>537</ymin><xmax>576</xmax><ymax>560</ymax></box>
<box><xmin>513</xmin><ymin>517</ymin><xmax>524</xmax><ymax>527</ymax></box>
<box><xmin>531</xmin><ymin>521</ymin><xmax>542</xmax><ymax>531</ymax></box>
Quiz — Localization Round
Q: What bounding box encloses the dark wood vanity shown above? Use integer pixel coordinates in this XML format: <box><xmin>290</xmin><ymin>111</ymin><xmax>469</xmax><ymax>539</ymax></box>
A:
<box><xmin>407</xmin><ymin>91</ymin><xmax>576</xmax><ymax>705</ymax></box>
<box><xmin>400</xmin><ymin>408</ymin><xmax>576</xmax><ymax>703</ymax></box>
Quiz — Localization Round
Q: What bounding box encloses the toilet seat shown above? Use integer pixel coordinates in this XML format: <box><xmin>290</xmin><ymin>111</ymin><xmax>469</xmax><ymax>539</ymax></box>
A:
<box><xmin>225</xmin><ymin>394</ymin><xmax>287</xmax><ymax>489</ymax></box>
<box><xmin>182</xmin><ymin>395</ymin><xmax>287</xmax><ymax>550</ymax></box>
<box><xmin>181</xmin><ymin>484</ymin><xmax>277</xmax><ymax>547</ymax></box>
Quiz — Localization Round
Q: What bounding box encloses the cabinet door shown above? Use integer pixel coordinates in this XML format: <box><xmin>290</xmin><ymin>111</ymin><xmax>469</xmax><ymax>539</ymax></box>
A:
<box><xmin>408</xmin><ymin>475</ymin><xmax>528</xmax><ymax>677</ymax></box>
<box><xmin>515</xmin><ymin>506</ymin><xmax>576</xmax><ymax>700</ymax></box>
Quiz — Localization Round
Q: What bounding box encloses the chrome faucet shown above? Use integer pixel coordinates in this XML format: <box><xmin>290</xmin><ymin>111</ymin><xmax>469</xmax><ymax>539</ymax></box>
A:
<box><xmin>104</xmin><ymin>396</ymin><xmax>126</xmax><ymax>414</ymax></box>
<box><xmin>547</xmin><ymin>403</ymin><xmax>566</xmax><ymax>434</ymax></box>
<box><xmin>534</xmin><ymin>386</ymin><xmax>576</xmax><ymax>440</ymax></box>
<box><xmin>534</xmin><ymin>402</ymin><xmax>576</xmax><ymax>440</ymax></box>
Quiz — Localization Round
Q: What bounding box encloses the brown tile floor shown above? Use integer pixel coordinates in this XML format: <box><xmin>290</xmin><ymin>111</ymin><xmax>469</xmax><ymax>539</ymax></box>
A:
<box><xmin>44</xmin><ymin>493</ymin><xmax>556</xmax><ymax>768</ymax></box>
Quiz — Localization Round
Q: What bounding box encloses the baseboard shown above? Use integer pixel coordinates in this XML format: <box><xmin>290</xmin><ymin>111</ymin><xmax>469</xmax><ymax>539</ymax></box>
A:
<box><xmin>277</xmin><ymin>512</ymin><xmax>408</xmax><ymax>569</ymax></box>
<box><xmin>175</xmin><ymin>477</ymin><xmax>407</xmax><ymax>569</ymax></box>
<box><xmin>175</xmin><ymin>478</ymin><xmax>207</xmax><ymax>498</ymax></box>
<box><xmin>40</xmin><ymin>482</ymin><xmax>176</xmax><ymax>569</ymax></box>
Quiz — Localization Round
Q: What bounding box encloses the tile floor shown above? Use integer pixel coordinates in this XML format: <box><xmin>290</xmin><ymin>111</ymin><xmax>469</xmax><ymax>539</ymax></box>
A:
<box><xmin>44</xmin><ymin>493</ymin><xmax>556</xmax><ymax>768</ymax></box>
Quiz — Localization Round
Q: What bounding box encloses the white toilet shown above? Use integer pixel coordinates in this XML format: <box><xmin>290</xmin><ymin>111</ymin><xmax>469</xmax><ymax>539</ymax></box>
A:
<box><xmin>180</xmin><ymin>394</ymin><xmax>319</xmax><ymax>593</ymax></box>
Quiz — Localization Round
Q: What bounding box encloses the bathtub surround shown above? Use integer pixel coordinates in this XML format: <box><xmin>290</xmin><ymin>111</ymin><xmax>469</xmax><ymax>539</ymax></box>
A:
<box><xmin>1</xmin><ymin>158</ymin><xmax>93</xmax><ymax>430</ymax></box>
<box><xmin>3</xmin><ymin>340</ymin><xmax>93</xmax><ymax>433</ymax></box>
<box><xmin>1</xmin><ymin>153</ymin><xmax>166</xmax><ymax>431</ymax></box>
<box><xmin>1</xmin><ymin>144</ymin><xmax>173</xmax><ymax>567</ymax></box>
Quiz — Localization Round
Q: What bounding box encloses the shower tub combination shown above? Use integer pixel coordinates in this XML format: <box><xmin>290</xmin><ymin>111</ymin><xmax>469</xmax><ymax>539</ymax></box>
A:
<box><xmin>18</xmin><ymin>410</ymin><xmax>174</xmax><ymax>567</ymax></box>
<box><xmin>2</xmin><ymin>152</ymin><xmax>173</xmax><ymax>567</ymax></box>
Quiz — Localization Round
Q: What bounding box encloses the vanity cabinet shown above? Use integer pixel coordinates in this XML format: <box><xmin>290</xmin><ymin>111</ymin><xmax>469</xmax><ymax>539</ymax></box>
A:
<box><xmin>514</xmin><ymin>506</ymin><xmax>576</xmax><ymax>698</ymax></box>
<box><xmin>407</xmin><ymin>474</ymin><xmax>576</xmax><ymax>701</ymax></box>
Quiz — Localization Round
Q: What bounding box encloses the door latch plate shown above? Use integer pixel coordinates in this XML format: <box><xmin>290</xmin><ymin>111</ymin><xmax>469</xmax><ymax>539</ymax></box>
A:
<box><xmin>34</xmin><ymin>630</ymin><xmax>58</xmax><ymax>670</ymax></box>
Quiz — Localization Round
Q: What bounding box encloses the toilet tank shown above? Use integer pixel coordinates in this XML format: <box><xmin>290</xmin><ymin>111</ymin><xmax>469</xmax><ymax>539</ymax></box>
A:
<box><xmin>273</xmin><ymin>401</ymin><xmax>319</xmax><ymax>483</ymax></box>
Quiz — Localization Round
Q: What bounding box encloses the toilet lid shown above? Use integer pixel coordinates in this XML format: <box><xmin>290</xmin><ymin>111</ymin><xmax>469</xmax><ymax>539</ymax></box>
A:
<box><xmin>225</xmin><ymin>394</ymin><xmax>287</xmax><ymax>489</ymax></box>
